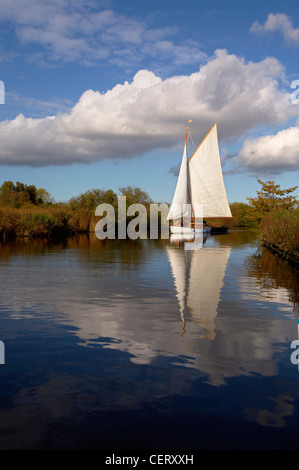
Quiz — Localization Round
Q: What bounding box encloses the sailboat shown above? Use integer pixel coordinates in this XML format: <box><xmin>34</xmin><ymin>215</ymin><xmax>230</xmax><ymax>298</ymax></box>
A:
<box><xmin>167</xmin><ymin>121</ymin><xmax>232</xmax><ymax>235</ymax></box>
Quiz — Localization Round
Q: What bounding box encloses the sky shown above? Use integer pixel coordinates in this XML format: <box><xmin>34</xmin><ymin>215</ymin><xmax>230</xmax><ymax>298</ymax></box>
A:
<box><xmin>0</xmin><ymin>0</ymin><xmax>298</xmax><ymax>204</ymax></box>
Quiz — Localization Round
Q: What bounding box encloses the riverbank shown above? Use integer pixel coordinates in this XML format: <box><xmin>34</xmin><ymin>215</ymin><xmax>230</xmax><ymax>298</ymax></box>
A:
<box><xmin>262</xmin><ymin>239</ymin><xmax>299</xmax><ymax>268</ymax></box>
<box><xmin>0</xmin><ymin>205</ymin><xmax>96</xmax><ymax>239</ymax></box>
<box><xmin>0</xmin><ymin>199</ymin><xmax>254</xmax><ymax>240</ymax></box>
<box><xmin>260</xmin><ymin>210</ymin><xmax>299</xmax><ymax>268</ymax></box>
<box><xmin>0</xmin><ymin>184</ymin><xmax>155</xmax><ymax>240</ymax></box>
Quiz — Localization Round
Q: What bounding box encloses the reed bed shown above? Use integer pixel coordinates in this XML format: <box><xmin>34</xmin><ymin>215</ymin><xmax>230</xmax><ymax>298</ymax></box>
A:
<box><xmin>261</xmin><ymin>210</ymin><xmax>299</xmax><ymax>254</ymax></box>
<box><xmin>0</xmin><ymin>206</ymin><xmax>93</xmax><ymax>239</ymax></box>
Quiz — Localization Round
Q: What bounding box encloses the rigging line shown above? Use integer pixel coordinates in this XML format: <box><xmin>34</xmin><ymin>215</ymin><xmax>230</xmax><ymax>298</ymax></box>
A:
<box><xmin>188</xmin><ymin>131</ymin><xmax>196</xmax><ymax>153</ymax></box>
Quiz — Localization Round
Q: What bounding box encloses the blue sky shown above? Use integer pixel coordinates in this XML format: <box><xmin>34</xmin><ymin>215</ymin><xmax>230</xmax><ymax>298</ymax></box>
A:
<box><xmin>0</xmin><ymin>0</ymin><xmax>298</xmax><ymax>204</ymax></box>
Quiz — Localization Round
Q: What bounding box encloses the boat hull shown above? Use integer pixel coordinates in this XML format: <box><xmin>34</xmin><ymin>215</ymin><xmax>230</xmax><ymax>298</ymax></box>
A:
<box><xmin>170</xmin><ymin>225</ymin><xmax>211</xmax><ymax>234</ymax></box>
<box><xmin>210</xmin><ymin>226</ymin><xmax>228</xmax><ymax>234</ymax></box>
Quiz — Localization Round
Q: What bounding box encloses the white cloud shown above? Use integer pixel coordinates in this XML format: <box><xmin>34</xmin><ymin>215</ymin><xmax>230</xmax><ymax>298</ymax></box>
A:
<box><xmin>0</xmin><ymin>0</ymin><xmax>205</xmax><ymax>67</ymax></box>
<box><xmin>237</xmin><ymin>122</ymin><xmax>299</xmax><ymax>173</ymax></box>
<box><xmin>0</xmin><ymin>51</ymin><xmax>296</xmax><ymax>168</ymax></box>
<box><xmin>251</xmin><ymin>13</ymin><xmax>299</xmax><ymax>45</ymax></box>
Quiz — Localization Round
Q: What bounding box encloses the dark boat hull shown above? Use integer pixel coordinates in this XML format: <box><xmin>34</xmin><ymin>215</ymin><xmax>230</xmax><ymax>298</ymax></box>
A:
<box><xmin>210</xmin><ymin>226</ymin><xmax>228</xmax><ymax>234</ymax></box>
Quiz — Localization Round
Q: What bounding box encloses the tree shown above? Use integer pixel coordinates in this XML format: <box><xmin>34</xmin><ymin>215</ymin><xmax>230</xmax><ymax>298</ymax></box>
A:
<box><xmin>68</xmin><ymin>189</ymin><xmax>118</xmax><ymax>210</ymax></box>
<box><xmin>229</xmin><ymin>202</ymin><xmax>255</xmax><ymax>227</ymax></box>
<box><xmin>15</xmin><ymin>181</ymin><xmax>27</xmax><ymax>193</ymax></box>
<box><xmin>0</xmin><ymin>181</ymin><xmax>15</xmax><ymax>194</ymax></box>
<box><xmin>118</xmin><ymin>186</ymin><xmax>154</xmax><ymax>226</ymax></box>
<box><xmin>247</xmin><ymin>179</ymin><xmax>298</xmax><ymax>223</ymax></box>
<box><xmin>26</xmin><ymin>185</ymin><xmax>38</xmax><ymax>204</ymax></box>
<box><xmin>36</xmin><ymin>188</ymin><xmax>55</xmax><ymax>205</ymax></box>
<box><xmin>0</xmin><ymin>180</ymin><xmax>54</xmax><ymax>207</ymax></box>
<box><xmin>118</xmin><ymin>186</ymin><xmax>153</xmax><ymax>207</ymax></box>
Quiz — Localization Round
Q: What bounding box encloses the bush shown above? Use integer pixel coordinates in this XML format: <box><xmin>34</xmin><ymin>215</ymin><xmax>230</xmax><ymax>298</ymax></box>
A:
<box><xmin>261</xmin><ymin>209</ymin><xmax>299</xmax><ymax>253</ymax></box>
<box><xmin>68</xmin><ymin>208</ymin><xmax>92</xmax><ymax>232</ymax></box>
<box><xmin>24</xmin><ymin>213</ymin><xmax>63</xmax><ymax>238</ymax></box>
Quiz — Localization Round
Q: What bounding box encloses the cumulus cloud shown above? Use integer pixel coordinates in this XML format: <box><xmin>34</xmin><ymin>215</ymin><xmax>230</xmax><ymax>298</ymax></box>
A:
<box><xmin>0</xmin><ymin>50</ymin><xmax>296</xmax><ymax>167</ymax></box>
<box><xmin>0</xmin><ymin>0</ymin><xmax>206</xmax><ymax>67</ymax></box>
<box><xmin>251</xmin><ymin>13</ymin><xmax>299</xmax><ymax>45</ymax></box>
<box><xmin>237</xmin><ymin>122</ymin><xmax>299</xmax><ymax>173</ymax></box>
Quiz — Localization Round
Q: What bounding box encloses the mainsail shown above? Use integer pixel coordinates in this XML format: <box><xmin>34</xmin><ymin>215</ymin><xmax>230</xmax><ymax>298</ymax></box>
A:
<box><xmin>167</xmin><ymin>122</ymin><xmax>232</xmax><ymax>220</ymax></box>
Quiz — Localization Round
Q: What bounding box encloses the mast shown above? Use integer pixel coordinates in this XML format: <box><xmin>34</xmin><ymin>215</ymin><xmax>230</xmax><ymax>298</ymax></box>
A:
<box><xmin>185</xmin><ymin>121</ymin><xmax>189</xmax><ymax>145</ymax></box>
<box><xmin>185</xmin><ymin>119</ymin><xmax>192</xmax><ymax>146</ymax></box>
<box><xmin>167</xmin><ymin>120</ymin><xmax>192</xmax><ymax>221</ymax></box>
<box><xmin>186</xmin><ymin>120</ymin><xmax>195</xmax><ymax>221</ymax></box>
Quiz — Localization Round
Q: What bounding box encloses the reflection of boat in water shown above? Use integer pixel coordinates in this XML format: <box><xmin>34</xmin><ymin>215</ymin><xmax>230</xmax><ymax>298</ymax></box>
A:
<box><xmin>167</xmin><ymin>244</ymin><xmax>231</xmax><ymax>340</ymax></box>
<box><xmin>167</xmin><ymin>121</ymin><xmax>232</xmax><ymax>235</ymax></box>
<box><xmin>170</xmin><ymin>233</ymin><xmax>208</xmax><ymax>250</ymax></box>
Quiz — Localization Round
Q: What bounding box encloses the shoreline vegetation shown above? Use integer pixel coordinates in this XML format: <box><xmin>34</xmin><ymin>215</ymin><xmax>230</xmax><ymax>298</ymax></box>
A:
<box><xmin>0</xmin><ymin>179</ymin><xmax>298</xmax><ymax>265</ymax></box>
<box><xmin>261</xmin><ymin>211</ymin><xmax>299</xmax><ymax>267</ymax></box>
<box><xmin>248</xmin><ymin>179</ymin><xmax>299</xmax><ymax>267</ymax></box>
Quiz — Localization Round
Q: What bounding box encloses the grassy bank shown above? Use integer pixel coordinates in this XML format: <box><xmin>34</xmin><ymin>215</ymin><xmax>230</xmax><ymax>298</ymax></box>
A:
<box><xmin>0</xmin><ymin>205</ymin><xmax>94</xmax><ymax>239</ymax></box>
<box><xmin>0</xmin><ymin>197</ymin><xmax>261</xmax><ymax>240</ymax></box>
<box><xmin>0</xmin><ymin>183</ymin><xmax>153</xmax><ymax>240</ymax></box>
<box><xmin>260</xmin><ymin>210</ymin><xmax>299</xmax><ymax>265</ymax></box>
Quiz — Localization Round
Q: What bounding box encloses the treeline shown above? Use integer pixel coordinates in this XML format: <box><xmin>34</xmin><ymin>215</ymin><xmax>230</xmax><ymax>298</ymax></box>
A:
<box><xmin>0</xmin><ymin>179</ymin><xmax>298</xmax><ymax>256</ymax></box>
<box><xmin>0</xmin><ymin>182</ymin><xmax>154</xmax><ymax>239</ymax></box>
<box><xmin>0</xmin><ymin>180</ymin><xmax>54</xmax><ymax>207</ymax></box>
<box><xmin>0</xmin><ymin>179</ymin><xmax>255</xmax><ymax>239</ymax></box>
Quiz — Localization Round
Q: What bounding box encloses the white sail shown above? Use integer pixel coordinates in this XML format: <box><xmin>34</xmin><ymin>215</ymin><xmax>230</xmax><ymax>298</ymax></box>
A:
<box><xmin>167</xmin><ymin>141</ymin><xmax>190</xmax><ymax>220</ymax></box>
<box><xmin>168</xmin><ymin>122</ymin><xmax>232</xmax><ymax>220</ymax></box>
<box><xmin>188</xmin><ymin>123</ymin><xmax>232</xmax><ymax>218</ymax></box>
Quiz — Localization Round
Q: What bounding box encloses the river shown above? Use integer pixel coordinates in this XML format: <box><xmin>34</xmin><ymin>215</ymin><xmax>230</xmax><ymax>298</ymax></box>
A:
<box><xmin>0</xmin><ymin>230</ymin><xmax>298</xmax><ymax>450</ymax></box>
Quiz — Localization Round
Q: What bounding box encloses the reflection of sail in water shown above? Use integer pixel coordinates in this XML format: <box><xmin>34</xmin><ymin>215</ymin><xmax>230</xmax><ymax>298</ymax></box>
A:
<box><xmin>166</xmin><ymin>246</ymin><xmax>192</xmax><ymax>321</ymax></box>
<box><xmin>167</xmin><ymin>245</ymin><xmax>231</xmax><ymax>340</ymax></box>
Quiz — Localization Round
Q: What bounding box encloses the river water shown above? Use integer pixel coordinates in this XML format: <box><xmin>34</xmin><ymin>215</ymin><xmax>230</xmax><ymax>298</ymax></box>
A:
<box><xmin>0</xmin><ymin>230</ymin><xmax>298</xmax><ymax>450</ymax></box>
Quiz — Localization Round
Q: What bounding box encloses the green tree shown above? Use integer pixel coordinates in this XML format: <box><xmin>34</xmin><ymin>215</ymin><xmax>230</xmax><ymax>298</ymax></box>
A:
<box><xmin>229</xmin><ymin>202</ymin><xmax>255</xmax><ymax>227</ymax></box>
<box><xmin>15</xmin><ymin>181</ymin><xmax>27</xmax><ymax>193</ymax></box>
<box><xmin>68</xmin><ymin>188</ymin><xmax>118</xmax><ymax>210</ymax></box>
<box><xmin>36</xmin><ymin>188</ymin><xmax>55</xmax><ymax>205</ymax></box>
<box><xmin>0</xmin><ymin>180</ymin><xmax>54</xmax><ymax>207</ymax></box>
<box><xmin>0</xmin><ymin>181</ymin><xmax>15</xmax><ymax>194</ymax></box>
<box><xmin>118</xmin><ymin>186</ymin><xmax>154</xmax><ymax>226</ymax></box>
<box><xmin>118</xmin><ymin>186</ymin><xmax>153</xmax><ymax>207</ymax></box>
<box><xmin>247</xmin><ymin>179</ymin><xmax>298</xmax><ymax>224</ymax></box>
<box><xmin>25</xmin><ymin>185</ymin><xmax>38</xmax><ymax>204</ymax></box>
